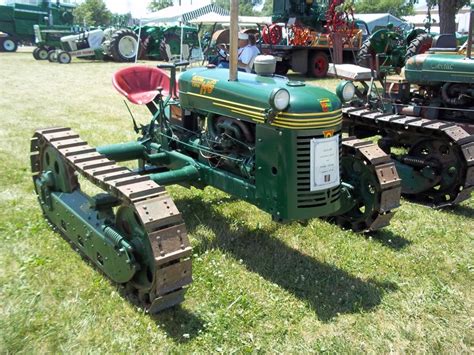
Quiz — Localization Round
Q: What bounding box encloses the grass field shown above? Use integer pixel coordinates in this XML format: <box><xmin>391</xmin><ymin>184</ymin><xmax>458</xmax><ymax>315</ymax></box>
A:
<box><xmin>0</xmin><ymin>52</ymin><xmax>473</xmax><ymax>353</ymax></box>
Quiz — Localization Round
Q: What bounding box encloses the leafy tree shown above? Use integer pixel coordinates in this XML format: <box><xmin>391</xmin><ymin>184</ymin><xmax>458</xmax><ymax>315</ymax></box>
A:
<box><xmin>148</xmin><ymin>0</ymin><xmax>173</xmax><ymax>12</ymax></box>
<box><xmin>212</xmin><ymin>0</ymin><xmax>263</xmax><ymax>16</ymax></box>
<box><xmin>427</xmin><ymin>0</ymin><xmax>470</xmax><ymax>33</ymax></box>
<box><xmin>261</xmin><ymin>0</ymin><xmax>273</xmax><ymax>16</ymax></box>
<box><xmin>355</xmin><ymin>0</ymin><xmax>415</xmax><ymax>17</ymax></box>
<box><xmin>73</xmin><ymin>0</ymin><xmax>112</xmax><ymax>26</ymax></box>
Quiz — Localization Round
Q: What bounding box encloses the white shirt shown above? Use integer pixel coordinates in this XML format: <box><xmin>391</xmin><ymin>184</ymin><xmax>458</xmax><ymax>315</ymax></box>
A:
<box><xmin>238</xmin><ymin>45</ymin><xmax>260</xmax><ymax>72</ymax></box>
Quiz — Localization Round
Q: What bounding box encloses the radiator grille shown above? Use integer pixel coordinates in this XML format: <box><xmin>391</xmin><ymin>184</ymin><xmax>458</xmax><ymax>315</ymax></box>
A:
<box><xmin>295</xmin><ymin>134</ymin><xmax>341</xmax><ymax>208</ymax></box>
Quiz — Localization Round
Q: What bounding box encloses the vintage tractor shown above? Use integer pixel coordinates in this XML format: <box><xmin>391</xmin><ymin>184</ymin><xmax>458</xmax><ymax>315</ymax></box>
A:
<box><xmin>32</xmin><ymin>24</ymin><xmax>76</xmax><ymax>60</ymax></box>
<box><xmin>48</xmin><ymin>27</ymin><xmax>139</xmax><ymax>64</ymax></box>
<box><xmin>0</xmin><ymin>0</ymin><xmax>75</xmax><ymax>51</ymax></box>
<box><xmin>0</xmin><ymin>31</ymin><xmax>17</xmax><ymax>52</ymax></box>
<box><xmin>337</xmin><ymin>5</ymin><xmax>474</xmax><ymax>207</ymax></box>
<box><xmin>31</xmin><ymin>3</ymin><xmax>402</xmax><ymax>311</ymax></box>
<box><xmin>356</xmin><ymin>23</ymin><xmax>432</xmax><ymax>72</ymax></box>
<box><xmin>135</xmin><ymin>25</ymin><xmax>200</xmax><ymax>61</ymax></box>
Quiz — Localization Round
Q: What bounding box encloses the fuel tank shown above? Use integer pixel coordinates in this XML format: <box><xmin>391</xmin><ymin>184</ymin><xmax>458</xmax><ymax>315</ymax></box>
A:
<box><xmin>405</xmin><ymin>53</ymin><xmax>474</xmax><ymax>85</ymax></box>
<box><xmin>178</xmin><ymin>67</ymin><xmax>342</xmax><ymax>129</ymax></box>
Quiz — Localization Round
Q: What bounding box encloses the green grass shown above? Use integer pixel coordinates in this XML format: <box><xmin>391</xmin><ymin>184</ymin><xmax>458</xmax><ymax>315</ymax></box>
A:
<box><xmin>0</xmin><ymin>52</ymin><xmax>473</xmax><ymax>353</ymax></box>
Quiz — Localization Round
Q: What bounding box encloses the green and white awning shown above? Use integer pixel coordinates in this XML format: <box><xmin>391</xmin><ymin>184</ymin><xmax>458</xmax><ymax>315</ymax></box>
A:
<box><xmin>140</xmin><ymin>3</ymin><xmax>229</xmax><ymax>25</ymax></box>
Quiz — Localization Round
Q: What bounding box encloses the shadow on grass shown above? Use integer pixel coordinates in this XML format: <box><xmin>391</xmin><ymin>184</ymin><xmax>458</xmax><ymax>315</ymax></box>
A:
<box><xmin>150</xmin><ymin>306</ymin><xmax>204</xmax><ymax>343</ymax></box>
<box><xmin>366</xmin><ymin>229</ymin><xmax>412</xmax><ymax>250</ymax></box>
<box><xmin>442</xmin><ymin>204</ymin><xmax>474</xmax><ymax>218</ymax></box>
<box><xmin>116</xmin><ymin>287</ymin><xmax>204</xmax><ymax>342</ymax></box>
<box><xmin>56</xmin><ymin>228</ymin><xmax>204</xmax><ymax>342</ymax></box>
<box><xmin>176</xmin><ymin>195</ymin><xmax>398</xmax><ymax>322</ymax></box>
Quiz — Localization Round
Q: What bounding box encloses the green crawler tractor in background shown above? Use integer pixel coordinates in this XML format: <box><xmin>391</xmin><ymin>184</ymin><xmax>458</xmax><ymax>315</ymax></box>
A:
<box><xmin>338</xmin><ymin>4</ymin><xmax>474</xmax><ymax>207</ymax></box>
<box><xmin>356</xmin><ymin>23</ymin><xmax>433</xmax><ymax>72</ymax></box>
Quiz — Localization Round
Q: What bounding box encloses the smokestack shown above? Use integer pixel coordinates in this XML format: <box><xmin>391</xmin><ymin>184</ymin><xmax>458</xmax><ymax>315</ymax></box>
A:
<box><xmin>229</xmin><ymin>0</ymin><xmax>238</xmax><ymax>81</ymax></box>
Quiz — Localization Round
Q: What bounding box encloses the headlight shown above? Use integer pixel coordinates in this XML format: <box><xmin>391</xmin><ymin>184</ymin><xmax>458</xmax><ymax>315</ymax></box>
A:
<box><xmin>336</xmin><ymin>80</ymin><xmax>356</xmax><ymax>102</ymax></box>
<box><xmin>270</xmin><ymin>88</ymin><xmax>290</xmax><ymax>111</ymax></box>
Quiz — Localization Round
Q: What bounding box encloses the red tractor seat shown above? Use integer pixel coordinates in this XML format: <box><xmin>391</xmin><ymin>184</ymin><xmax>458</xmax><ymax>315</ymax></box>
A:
<box><xmin>112</xmin><ymin>65</ymin><xmax>178</xmax><ymax>105</ymax></box>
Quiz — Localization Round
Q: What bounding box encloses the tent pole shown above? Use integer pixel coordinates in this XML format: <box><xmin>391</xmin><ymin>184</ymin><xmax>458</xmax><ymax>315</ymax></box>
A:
<box><xmin>229</xmin><ymin>0</ymin><xmax>238</xmax><ymax>81</ymax></box>
<box><xmin>180</xmin><ymin>21</ymin><xmax>184</xmax><ymax>62</ymax></box>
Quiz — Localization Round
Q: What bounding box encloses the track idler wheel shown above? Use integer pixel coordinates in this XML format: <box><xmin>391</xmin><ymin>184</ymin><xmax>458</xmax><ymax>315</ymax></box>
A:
<box><xmin>31</xmin><ymin>127</ymin><xmax>193</xmax><ymax>313</ymax></box>
<box><xmin>406</xmin><ymin>138</ymin><xmax>472</xmax><ymax>207</ymax></box>
<box><xmin>335</xmin><ymin>138</ymin><xmax>402</xmax><ymax>232</ymax></box>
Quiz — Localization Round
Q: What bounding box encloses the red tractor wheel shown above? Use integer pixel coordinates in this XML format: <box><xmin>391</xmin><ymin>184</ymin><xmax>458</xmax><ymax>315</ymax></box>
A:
<box><xmin>262</xmin><ymin>24</ymin><xmax>282</xmax><ymax>45</ymax></box>
<box><xmin>309</xmin><ymin>51</ymin><xmax>329</xmax><ymax>78</ymax></box>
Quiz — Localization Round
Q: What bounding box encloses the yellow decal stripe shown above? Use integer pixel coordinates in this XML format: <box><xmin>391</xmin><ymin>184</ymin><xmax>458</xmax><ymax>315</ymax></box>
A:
<box><xmin>277</xmin><ymin>109</ymin><xmax>342</xmax><ymax>117</ymax></box>
<box><xmin>230</xmin><ymin>109</ymin><xmax>264</xmax><ymax>122</ymax></box>
<box><xmin>273</xmin><ymin>122</ymin><xmax>341</xmax><ymax>129</ymax></box>
<box><xmin>275</xmin><ymin>113</ymin><xmax>342</xmax><ymax>122</ymax></box>
<box><xmin>272</xmin><ymin>118</ymin><xmax>342</xmax><ymax>128</ymax></box>
<box><xmin>186</xmin><ymin>92</ymin><xmax>266</xmax><ymax>111</ymax></box>
<box><xmin>213</xmin><ymin>102</ymin><xmax>265</xmax><ymax>118</ymax></box>
<box><xmin>185</xmin><ymin>91</ymin><xmax>342</xmax><ymax>129</ymax></box>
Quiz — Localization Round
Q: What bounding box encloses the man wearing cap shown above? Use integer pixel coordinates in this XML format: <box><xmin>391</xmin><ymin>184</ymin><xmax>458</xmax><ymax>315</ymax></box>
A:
<box><xmin>217</xmin><ymin>32</ymin><xmax>260</xmax><ymax>73</ymax></box>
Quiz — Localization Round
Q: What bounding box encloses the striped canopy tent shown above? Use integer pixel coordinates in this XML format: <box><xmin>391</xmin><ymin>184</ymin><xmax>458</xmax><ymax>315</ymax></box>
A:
<box><xmin>189</xmin><ymin>14</ymin><xmax>272</xmax><ymax>26</ymax></box>
<box><xmin>135</xmin><ymin>3</ymin><xmax>230</xmax><ymax>62</ymax></box>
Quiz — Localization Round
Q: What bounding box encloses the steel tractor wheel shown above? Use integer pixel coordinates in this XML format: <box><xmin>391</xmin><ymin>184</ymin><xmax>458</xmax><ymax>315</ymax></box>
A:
<box><xmin>48</xmin><ymin>50</ymin><xmax>58</xmax><ymax>62</ymax></box>
<box><xmin>309</xmin><ymin>51</ymin><xmax>329</xmax><ymax>78</ymax></box>
<box><xmin>57</xmin><ymin>51</ymin><xmax>71</xmax><ymax>64</ymax></box>
<box><xmin>109</xmin><ymin>29</ymin><xmax>139</xmax><ymax>62</ymax></box>
<box><xmin>405</xmin><ymin>33</ymin><xmax>432</xmax><ymax>62</ymax></box>
<box><xmin>1</xmin><ymin>37</ymin><xmax>18</xmax><ymax>52</ymax></box>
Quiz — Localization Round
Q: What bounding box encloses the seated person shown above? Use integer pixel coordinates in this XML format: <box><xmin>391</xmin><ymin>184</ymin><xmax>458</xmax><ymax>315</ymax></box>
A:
<box><xmin>217</xmin><ymin>32</ymin><xmax>260</xmax><ymax>73</ymax></box>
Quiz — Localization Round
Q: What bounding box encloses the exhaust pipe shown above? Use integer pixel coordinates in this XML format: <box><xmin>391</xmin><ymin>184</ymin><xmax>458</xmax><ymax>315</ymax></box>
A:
<box><xmin>229</xmin><ymin>0</ymin><xmax>239</xmax><ymax>81</ymax></box>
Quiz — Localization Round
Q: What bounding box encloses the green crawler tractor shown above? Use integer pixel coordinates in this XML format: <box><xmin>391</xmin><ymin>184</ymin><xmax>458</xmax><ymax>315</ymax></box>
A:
<box><xmin>337</xmin><ymin>4</ymin><xmax>474</xmax><ymax>207</ymax></box>
<box><xmin>31</xmin><ymin>22</ymin><xmax>402</xmax><ymax>311</ymax></box>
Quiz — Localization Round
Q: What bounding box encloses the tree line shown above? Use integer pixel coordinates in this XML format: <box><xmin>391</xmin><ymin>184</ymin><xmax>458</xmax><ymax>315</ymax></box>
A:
<box><xmin>74</xmin><ymin>0</ymin><xmax>470</xmax><ymax>34</ymax></box>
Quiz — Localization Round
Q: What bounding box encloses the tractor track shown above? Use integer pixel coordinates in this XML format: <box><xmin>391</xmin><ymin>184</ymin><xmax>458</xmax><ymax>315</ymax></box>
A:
<box><xmin>338</xmin><ymin>137</ymin><xmax>401</xmax><ymax>232</ymax></box>
<box><xmin>342</xmin><ymin>107</ymin><xmax>474</xmax><ymax>207</ymax></box>
<box><xmin>31</xmin><ymin>127</ymin><xmax>192</xmax><ymax>313</ymax></box>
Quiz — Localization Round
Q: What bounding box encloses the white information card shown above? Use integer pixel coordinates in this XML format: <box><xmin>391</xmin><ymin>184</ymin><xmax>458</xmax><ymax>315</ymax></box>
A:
<box><xmin>309</xmin><ymin>135</ymin><xmax>340</xmax><ymax>192</ymax></box>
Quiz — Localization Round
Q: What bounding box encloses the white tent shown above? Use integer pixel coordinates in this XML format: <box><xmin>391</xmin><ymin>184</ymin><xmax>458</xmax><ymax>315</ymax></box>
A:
<box><xmin>355</xmin><ymin>13</ymin><xmax>408</xmax><ymax>33</ymax></box>
<box><xmin>189</xmin><ymin>14</ymin><xmax>272</xmax><ymax>26</ymax></box>
<box><xmin>140</xmin><ymin>3</ymin><xmax>229</xmax><ymax>25</ymax></box>
<box><xmin>403</xmin><ymin>12</ymin><xmax>471</xmax><ymax>33</ymax></box>
<box><xmin>135</xmin><ymin>3</ymin><xmax>230</xmax><ymax>62</ymax></box>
